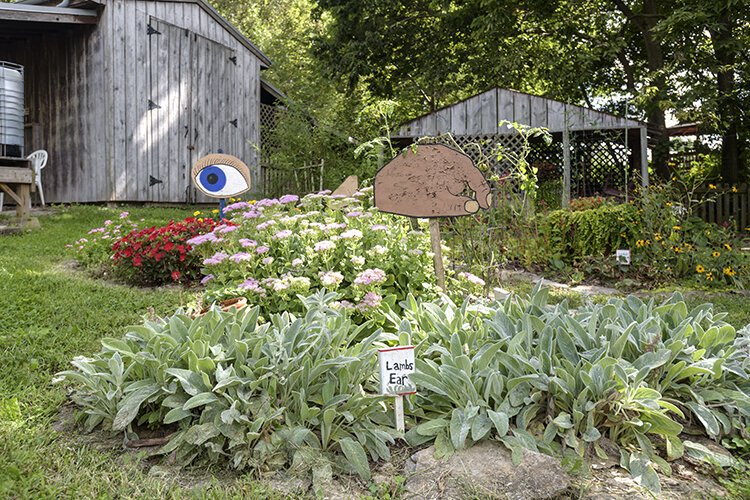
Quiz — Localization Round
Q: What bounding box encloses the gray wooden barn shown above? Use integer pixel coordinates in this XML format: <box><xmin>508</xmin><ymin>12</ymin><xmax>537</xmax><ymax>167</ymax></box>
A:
<box><xmin>394</xmin><ymin>87</ymin><xmax>649</xmax><ymax>205</ymax></box>
<box><xmin>0</xmin><ymin>0</ymin><xmax>273</xmax><ymax>204</ymax></box>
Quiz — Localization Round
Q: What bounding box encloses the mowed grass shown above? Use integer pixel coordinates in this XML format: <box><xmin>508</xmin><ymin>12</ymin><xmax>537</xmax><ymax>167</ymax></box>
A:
<box><xmin>2</xmin><ymin>206</ymin><xmax>750</xmax><ymax>498</ymax></box>
<box><xmin>0</xmin><ymin>206</ymin><xmax>278</xmax><ymax>498</ymax></box>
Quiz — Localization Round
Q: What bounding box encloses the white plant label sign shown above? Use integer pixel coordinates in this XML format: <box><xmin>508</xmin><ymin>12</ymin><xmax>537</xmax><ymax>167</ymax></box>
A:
<box><xmin>616</xmin><ymin>249</ymin><xmax>631</xmax><ymax>265</ymax></box>
<box><xmin>378</xmin><ymin>346</ymin><xmax>416</xmax><ymax>396</ymax></box>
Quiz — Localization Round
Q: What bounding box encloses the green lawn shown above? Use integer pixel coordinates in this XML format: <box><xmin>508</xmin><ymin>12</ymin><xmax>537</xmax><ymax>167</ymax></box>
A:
<box><xmin>1</xmin><ymin>206</ymin><xmax>749</xmax><ymax>498</ymax></box>
<box><xmin>0</xmin><ymin>206</ymin><xmax>278</xmax><ymax>498</ymax></box>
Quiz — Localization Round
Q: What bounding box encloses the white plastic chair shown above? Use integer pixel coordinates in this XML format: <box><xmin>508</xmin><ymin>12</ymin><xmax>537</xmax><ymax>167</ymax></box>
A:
<box><xmin>27</xmin><ymin>150</ymin><xmax>48</xmax><ymax>206</ymax></box>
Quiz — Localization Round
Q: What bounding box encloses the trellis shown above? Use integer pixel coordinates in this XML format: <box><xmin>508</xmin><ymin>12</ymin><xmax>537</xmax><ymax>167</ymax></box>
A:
<box><xmin>394</xmin><ymin>87</ymin><xmax>649</xmax><ymax>206</ymax></box>
<box><xmin>419</xmin><ymin>130</ymin><xmax>637</xmax><ymax>200</ymax></box>
<box><xmin>260</xmin><ymin>103</ymin><xmax>281</xmax><ymax>165</ymax></box>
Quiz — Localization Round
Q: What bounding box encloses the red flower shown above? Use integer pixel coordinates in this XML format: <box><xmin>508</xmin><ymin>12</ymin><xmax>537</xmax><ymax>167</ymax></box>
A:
<box><xmin>164</xmin><ymin>242</ymin><xmax>175</xmax><ymax>252</ymax></box>
<box><xmin>133</xmin><ymin>255</ymin><xmax>142</xmax><ymax>267</ymax></box>
<box><xmin>171</xmin><ymin>270</ymin><xmax>181</xmax><ymax>281</ymax></box>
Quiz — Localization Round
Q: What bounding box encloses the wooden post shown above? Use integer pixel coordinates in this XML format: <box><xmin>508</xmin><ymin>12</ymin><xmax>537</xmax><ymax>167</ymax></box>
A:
<box><xmin>429</xmin><ymin>218</ymin><xmax>446</xmax><ymax>291</ymax></box>
<box><xmin>640</xmin><ymin>127</ymin><xmax>649</xmax><ymax>187</ymax></box>
<box><xmin>394</xmin><ymin>395</ymin><xmax>405</xmax><ymax>433</ymax></box>
<box><xmin>562</xmin><ymin>127</ymin><xmax>571</xmax><ymax>208</ymax></box>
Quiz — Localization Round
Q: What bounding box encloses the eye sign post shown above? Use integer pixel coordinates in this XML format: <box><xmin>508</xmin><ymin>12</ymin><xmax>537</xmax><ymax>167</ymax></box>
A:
<box><xmin>378</xmin><ymin>346</ymin><xmax>416</xmax><ymax>432</ymax></box>
<box><xmin>191</xmin><ymin>153</ymin><xmax>252</xmax><ymax>219</ymax></box>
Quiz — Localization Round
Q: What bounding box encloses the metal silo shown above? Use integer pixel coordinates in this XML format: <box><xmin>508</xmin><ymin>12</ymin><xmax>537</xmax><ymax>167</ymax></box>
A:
<box><xmin>0</xmin><ymin>61</ymin><xmax>24</xmax><ymax>158</ymax></box>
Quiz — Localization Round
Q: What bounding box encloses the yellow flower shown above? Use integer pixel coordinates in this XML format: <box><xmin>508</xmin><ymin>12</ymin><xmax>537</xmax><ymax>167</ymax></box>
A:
<box><xmin>724</xmin><ymin>243</ymin><xmax>732</xmax><ymax>251</ymax></box>
<box><xmin>708</xmin><ymin>183</ymin><xmax>716</xmax><ymax>189</ymax></box>
<box><xmin>666</xmin><ymin>202</ymin><xmax>673</xmax><ymax>207</ymax></box>
<box><xmin>696</xmin><ymin>265</ymin><xmax>705</xmax><ymax>273</ymax></box>
<box><xmin>712</xmin><ymin>251</ymin><xmax>721</xmax><ymax>258</ymax></box>
<box><xmin>673</xmin><ymin>225</ymin><xmax>681</xmax><ymax>231</ymax></box>
<box><xmin>654</xmin><ymin>233</ymin><xmax>662</xmax><ymax>241</ymax></box>
<box><xmin>723</xmin><ymin>267</ymin><xmax>736</xmax><ymax>277</ymax></box>
<box><xmin>620</xmin><ymin>233</ymin><xmax>626</xmax><ymax>239</ymax></box>
<box><xmin>250</xmin><ymin>200</ymin><xmax>257</xmax><ymax>205</ymax></box>
<box><xmin>198</xmin><ymin>218</ymin><xmax>204</xmax><ymax>222</ymax></box>
<box><xmin>212</xmin><ymin>209</ymin><xmax>219</xmax><ymax>214</ymax></box>
<box><xmin>193</xmin><ymin>210</ymin><xmax>201</xmax><ymax>216</ymax></box>
<box><xmin>673</xmin><ymin>246</ymin><xmax>683</xmax><ymax>253</ymax></box>
<box><xmin>706</xmin><ymin>272</ymin><xmax>714</xmax><ymax>281</ymax></box>
<box><xmin>732</xmin><ymin>186</ymin><xmax>738</xmax><ymax>193</ymax></box>
<box><xmin>645</xmin><ymin>239</ymin><xmax>651</xmax><ymax>246</ymax></box>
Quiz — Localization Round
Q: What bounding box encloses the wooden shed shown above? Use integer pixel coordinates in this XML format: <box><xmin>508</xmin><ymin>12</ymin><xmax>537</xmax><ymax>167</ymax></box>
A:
<box><xmin>0</xmin><ymin>0</ymin><xmax>271</xmax><ymax>204</ymax></box>
<box><xmin>394</xmin><ymin>87</ymin><xmax>649</xmax><ymax>204</ymax></box>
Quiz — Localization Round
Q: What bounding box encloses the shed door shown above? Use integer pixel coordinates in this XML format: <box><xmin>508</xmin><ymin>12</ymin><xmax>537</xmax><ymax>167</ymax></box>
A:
<box><xmin>188</xmin><ymin>32</ymin><xmax>240</xmax><ymax>204</ymax></box>
<box><xmin>147</xmin><ymin>18</ymin><xmax>240</xmax><ymax>203</ymax></box>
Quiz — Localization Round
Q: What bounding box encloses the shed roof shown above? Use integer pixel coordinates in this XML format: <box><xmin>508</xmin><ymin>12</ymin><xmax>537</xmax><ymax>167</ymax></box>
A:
<box><xmin>396</xmin><ymin>87</ymin><xmax>645</xmax><ymax>139</ymax></box>
<box><xmin>10</xmin><ymin>0</ymin><xmax>271</xmax><ymax>68</ymax></box>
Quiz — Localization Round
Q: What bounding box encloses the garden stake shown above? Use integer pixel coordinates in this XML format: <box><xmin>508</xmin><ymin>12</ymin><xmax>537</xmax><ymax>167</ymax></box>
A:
<box><xmin>429</xmin><ymin>218</ymin><xmax>446</xmax><ymax>290</ymax></box>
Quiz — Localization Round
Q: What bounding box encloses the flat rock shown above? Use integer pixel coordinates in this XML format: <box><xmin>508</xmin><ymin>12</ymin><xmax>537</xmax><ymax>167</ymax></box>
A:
<box><xmin>403</xmin><ymin>441</ymin><xmax>571</xmax><ymax>499</ymax></box>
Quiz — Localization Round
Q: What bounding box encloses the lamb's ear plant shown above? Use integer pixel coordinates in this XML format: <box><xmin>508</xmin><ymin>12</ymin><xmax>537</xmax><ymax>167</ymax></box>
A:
<box><xmin>55</xmin><ymin>291</ymin><xmax>398</xmax><ymax>485</ymax></box>
<box><xmin>396</xmin><ymin>284</ymin><xmax>750</xmax><ymax>493</ymax></box>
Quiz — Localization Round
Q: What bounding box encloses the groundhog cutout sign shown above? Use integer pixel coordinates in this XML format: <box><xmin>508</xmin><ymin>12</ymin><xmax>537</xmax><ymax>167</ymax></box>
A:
<box><xmin>374</xmin><ymin>144</ymin><xmax>491</xmax><ymax>217</ymax></box>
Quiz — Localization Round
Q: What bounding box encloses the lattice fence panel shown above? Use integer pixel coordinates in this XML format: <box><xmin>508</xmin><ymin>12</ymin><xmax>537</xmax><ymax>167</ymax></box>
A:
<box><xmin>260</xmin><ymin>103</ymin><xmax>283</xmax><ymax>164</ymax></box>
<box><xmin>571</xmin><ymin>131</ymin><xmax>634</xmax><ymax>197</ymax></box>
<box><xmin>261</xmin><ymin>160</ymin><xmax>324</xmax><ymax>198</ymax></box>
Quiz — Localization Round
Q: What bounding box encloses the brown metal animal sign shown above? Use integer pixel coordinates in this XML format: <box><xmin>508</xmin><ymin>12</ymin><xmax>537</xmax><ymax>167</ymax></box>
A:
<box><xmin>374</xmin><ymin>144</ymin><xmax>491</xmax><ymax>217</ymax></box>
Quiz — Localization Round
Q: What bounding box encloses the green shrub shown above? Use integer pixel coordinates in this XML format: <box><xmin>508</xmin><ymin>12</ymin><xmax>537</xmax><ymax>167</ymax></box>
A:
<box><xmin>54</xmin><ymin>292</ymin><xmax>398</xmax><ymax>483</ymax></box>
<box><xmin>542</xmin><ymin>203</ymin><xmax>639</xmax><ymax>261</ymax></box>
<box><xmin>391</xmin><ymin>286</ymin><xmax>750</xmax><ymax>493</ymax></box>
<box><xmin>68</xmin><ymin>211</ymin><xmax>140</xmax><ymax>271</ymax></box>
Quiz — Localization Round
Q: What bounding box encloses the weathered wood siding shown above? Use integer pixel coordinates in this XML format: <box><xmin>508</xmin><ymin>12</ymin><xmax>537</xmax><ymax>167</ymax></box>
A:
<box><xmin>103</xmin><ymin>0</ymin><xmax>261</xmax><ymax>203</ymax></box>
<box><xmin>398</xmin><ymin>88</ymin><xmax>644</xmax><ymax>138</ymax></box>
<box><xmin>2</xmin><ymin>26</ymin><xmax>108</xmax><ymax>203</ymax></box>
<box><xmin>2</xmin><ymin>0</ymin><xmax>262</xmax><ymax>203</ymax></box>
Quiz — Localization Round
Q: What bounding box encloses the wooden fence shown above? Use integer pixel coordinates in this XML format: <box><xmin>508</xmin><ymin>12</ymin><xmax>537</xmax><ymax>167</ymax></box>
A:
<box><xmin>260</xmin><ymin>160</ymin><xmax>325</xmax><ymax>198</ymax></box>
<box><xmin>693</xmin><ymin>183</ymin><xmax>749</xmax><ymax>231</ymax></box>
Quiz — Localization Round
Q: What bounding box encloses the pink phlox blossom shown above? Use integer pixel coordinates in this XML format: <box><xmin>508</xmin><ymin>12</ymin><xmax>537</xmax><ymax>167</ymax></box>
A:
<box><xmin>458</xmin><ymin>271</ymin><xmax>486</xmax><ymax>287</ymax></box>
<box><xmin>319</xmin><ymin>271</ymin><xmax>344</xmax><ymax>287</ymax></box>
<box><xmin>273</xmin><ymin>229</ymin><xmax>293</xmax><ymax>239</ymax></box>
<box><xmin>354</xmin><ymin>268</ymin><xmax>387</xmax><ymax>285</ymax></box>
<box><xmin>255</xmin><ymin>246</ymin><xmax>270</xmax><ymax>254</ymax></box>
<box><xmin>256</xmin><ymin>220</ymin><xmax>277</xmax><ymax>230</ymax></box>
<box><xmin>242</xmin><ymin>210</ymin><xmax>261</xmax><ymax>219</ymax></box>
<box><xmin>200</xmin><ymin>274</ymin><xmax>214</xmax><ymax>284</ymax></box>
<box><xmin>119</xmin><ymin>211</ymin><xmax>129</xmax><ymax>219</ymax></box>
<box><xmin>230</xmin><ymin>252</ymin><xmax>253</xmax><ymax>263</ymax></box>
<box><xmin>370</xmin><ymin>224</ymin><xmax>388</xmax><ymax>231</ymax></box>
<box><xmin>239</xmin><ymin>238</ymin><xmax>257</xmax><ymax>248</ymax></box>
<box><xmin>356</xmin><ymin>292</ymin><xmax>382</xmax><ymax>312</ymax></box>
<box><xmin>203</xmin><ymin>252</ymin><xmax>229</xmax><ymax>265</ymax></box>
<box><xmin>340</xmin><ymin>229</ymin><xmax>363</xmax><ymax>239</ymax></box>
<box><xmin>279</xmin><ymin>194</ymin><xmax>299</xmax><ymax>204</ymax></box>
<box><xmin>314</xmin><ymin>240</ymin><xmax>336</xmax><ymax>252</ymax></box>
<box><xmin>255</xmin><ymin>198</ymin><xmax>280</xmax><ymax>207</ymax></box>
<box><xmin>224</xmin><ymin>201</ymin><xmax>250</xmax><ymax>213</ymax></box>
<box><xmin>262</xmin><ymin>257</ymin><xmax>274</xmax><ymax>265</ymax></box>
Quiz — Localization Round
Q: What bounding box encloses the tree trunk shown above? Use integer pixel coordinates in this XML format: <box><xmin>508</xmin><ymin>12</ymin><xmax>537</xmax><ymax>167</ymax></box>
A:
<box><xmin>612</xmin><ymin>0</ymin><xmax>670</xmax><ymax>179</ymax></box>
<box><xmin>709</xmin><ymin>9</ymin><xmax>742</xmax><ymax>183</ymax></box>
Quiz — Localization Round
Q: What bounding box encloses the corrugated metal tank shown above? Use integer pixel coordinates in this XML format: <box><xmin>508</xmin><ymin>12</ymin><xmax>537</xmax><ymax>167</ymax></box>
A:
<box><xmin>0</xmin><ymin>61</ymin><xmax>24</xmax><ymax>157</ymax></box>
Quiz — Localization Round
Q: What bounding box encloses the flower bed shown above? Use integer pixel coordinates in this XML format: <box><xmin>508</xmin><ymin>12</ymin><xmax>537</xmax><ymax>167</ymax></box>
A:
<box><xmin>112</xmin><ymin>217</ymin><xmax>222</xmax><ymax>285</ymax></box>
<box><xmin>188</xmin><ymin>189</ymin><xmax>440</xmax><ymax>315</ymax></box>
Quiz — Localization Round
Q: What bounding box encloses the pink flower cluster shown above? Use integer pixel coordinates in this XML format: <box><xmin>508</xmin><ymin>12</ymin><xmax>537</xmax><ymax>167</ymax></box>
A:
<box><xmin>354</xmin><ymin>268</ymin><xmax>387</xmax><ymax>286</ymax></box>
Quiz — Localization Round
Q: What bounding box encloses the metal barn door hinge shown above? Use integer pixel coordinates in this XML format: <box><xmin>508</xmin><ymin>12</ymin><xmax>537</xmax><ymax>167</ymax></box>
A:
<box><xmin>229</xmin><ymin>119</ymin><xmax>237</xmax><ymax>128</ymax></box>
<box><xmin>148</xmin><ymin>99</ymin><xmax>161</xmax><ymax>110</ymax></box>
<box><xmin>147</xmin><ymin>24</ymin><xmax>161</xmax><ymax>36</ymax></box>
<box><xmin>229</xmin><ymin>55</ymin><xmax>237</xmax><ymax>65</ymax></box>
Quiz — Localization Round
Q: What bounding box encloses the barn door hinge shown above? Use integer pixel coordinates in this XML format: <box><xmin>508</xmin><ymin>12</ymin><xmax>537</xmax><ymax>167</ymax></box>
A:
<box><xmin>228</xmin><ymin>55</ymin><xmax>237</xmax><ymax>65</ymax></box>
<box><xmin>148</xmin><ymin>99</ymin><xmax>161</xmax><ymax>110</ymax></box>
<box><xmin>147</xmin><ymin>24</ymin><xmax>161</xmax><ymax>36</ymax></box>
<box><xmin>229</xmin><ymin>119</ymin><xmax>238</xmax><ymax>128</ymax></box>
<box><xmin>149</xmin><ymin>175</ymin><xmax>163</xmax><ymax>186</ymax></box>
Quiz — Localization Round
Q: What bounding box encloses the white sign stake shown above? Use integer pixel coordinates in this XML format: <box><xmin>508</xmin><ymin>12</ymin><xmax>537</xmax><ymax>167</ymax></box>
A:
<box><xmin>378</xmin><ymin>346</ymin><xmax>416</xmax><ymax>432</ymax></box>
